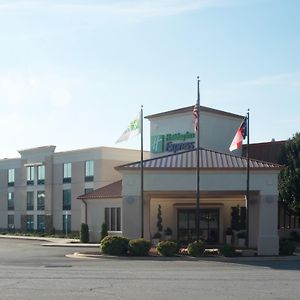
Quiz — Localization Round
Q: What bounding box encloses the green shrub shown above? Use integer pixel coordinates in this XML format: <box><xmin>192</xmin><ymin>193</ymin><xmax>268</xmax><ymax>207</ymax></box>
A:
<box><xmin>152</xmin><ymin>232</ymin><xmax>162</xmax><ymax>239</ymax></box>
<box><xmin>80</xmin><ymin>223</ymin><xmax>89</xmax><ymax>243</ymax></box>
<box><xmin>128</xmin><ymin>239</ymin><xmax>151</xmax><ymax>256</ymax></box>
<box><xmin>187</xmin><ymin>240</ymin><xmax>206</xmax><ymax>257</ymax></box>
<box><xmin>157</xmin><ymin>241</ymin><xmax>178</xmax><ymax>257</ymax></box>
<box><xmin>290</xmin><ymin>231</ymin><xmax>300</xmax><ymax>242</ymax></box>
<box><xmin>219</xmin><ymin>245</ymin><xmax>236</xmax><ymax>257</ymax></box>
<box><xmin>279</xmin><ymin>239</ymin><xmax>296</xmax><ymax>256</ymax></box>
<box><xmin>100</xmin><ymin>223</ymin><xmax>108</xmax><ymax>241</ymax></box>
<box><xmin>100</xmin><ymin>235</ymin><xmax>129</xmax><ymax>255</ymax></box>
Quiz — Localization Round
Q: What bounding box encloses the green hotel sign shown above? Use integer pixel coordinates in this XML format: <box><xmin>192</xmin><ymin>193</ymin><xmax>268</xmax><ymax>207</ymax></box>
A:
<box><xmin>151</xmin><ymin>131</ymin><xmax>195</xmax><ymax>153</ymax></box>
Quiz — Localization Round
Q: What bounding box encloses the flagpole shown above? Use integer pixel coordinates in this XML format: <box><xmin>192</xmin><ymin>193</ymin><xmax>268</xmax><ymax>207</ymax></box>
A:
<box><xmin>246</xmin><ymin>109</ymin><xmax>250</xmax><ymax>247</ymax></box>
<box><xmin>196</xmin><ymin>77</ymin><xmax>200</xmax><ymax>241</ymax></box>
<box><xmin>141</xmin><ymin>105</ymin><xmax>144</xmax><ymax>238</ymax></box>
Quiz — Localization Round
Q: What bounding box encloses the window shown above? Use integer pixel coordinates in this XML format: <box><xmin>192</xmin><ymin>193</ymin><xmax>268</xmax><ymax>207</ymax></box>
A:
<box><xmin>37</xmin><ymin>215</ymin><xmax>45</xmax><ymax>232</ymax></box>
<box><xmin>8</xmin><ymin>215</ymin><xmax>14</xmax><ymax>230</ymax></box>
<box><xmin>63</xmin><ymin>189</ymin><xmax>71</xmax><ymax>210</ymax></box>
<box><xmin>85</xmin><ymin>160</ymin><xmax>94</xmax><ymax>182</ymax></box>
<box><xmin>27</xmin><ymin>191</ymin><xmax>34</xmax><ymax>210</ymax></box>
<box><xmin>8</xmin><ymin>169</ymin><xmax>15</xmax><ymax>186</ymax></box>
<box><xmin>62</xmin><ymin>214</ymin><xmax>71</xmax><ymax>233</ymax></box>
<box><xmin>84</xmin><ymin>188</ymin><xmax>93</xmax><ymax>195</ymax></box>
<box><xmin>63</xmin><ymin>163</ymin><xmax>72</xmax><ymax>183</ymax></box>
<box><xmin>37</xmin><ymin>191</ymin><xmax>45</xmax><ymax>210</ymax></box>
<box><xmin>37</xmin><ymin>165</ymin><xmax>45</xmax><ymax>185</ymax></box>
<box><xmin>105</xmin><ymin>207</ymin><xmax>121</xmax><ymax>231</ymax></box>
<box><xmin>27</xmin><ymin>166</ymin><xmax>34</xmax><ymax>185</ymax></box>
<box><xmin>26</xmin><ymin>215</ymin><xmax>34</xmax><ymax>231</ymax></box>
<box><xmin>7</xmin><ymin>192</ymin><xmax>14</xmax><ymax>210</ymax></box>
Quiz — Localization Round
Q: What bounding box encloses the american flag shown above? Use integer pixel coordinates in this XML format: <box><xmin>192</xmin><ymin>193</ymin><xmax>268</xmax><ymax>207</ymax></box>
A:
<box><xmin>193</xmin><ymin>103</ymin><xmax>198</xmax><ymax>131</ymax></box>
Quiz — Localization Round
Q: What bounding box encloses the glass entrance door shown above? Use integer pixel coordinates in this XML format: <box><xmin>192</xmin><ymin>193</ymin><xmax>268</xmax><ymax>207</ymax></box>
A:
<box><xmin>177</xmin><ymin>209</ymin><xmax>219</xmax><ymax>243</ymax></box>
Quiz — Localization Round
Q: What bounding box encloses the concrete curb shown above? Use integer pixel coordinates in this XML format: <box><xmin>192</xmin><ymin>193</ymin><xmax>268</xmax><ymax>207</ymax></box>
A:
<box><xmin>68</xmin><ymin>251</ymin><xmax>300</xmax><ymax>262</ymax></box>
<box><xmin>42</xmin><ymin>243</ymin><xmax>100</xmax><ymax>248</ymax></box>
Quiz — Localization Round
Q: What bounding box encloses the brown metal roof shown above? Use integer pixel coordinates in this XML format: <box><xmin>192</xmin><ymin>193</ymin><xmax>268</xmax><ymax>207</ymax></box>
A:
<box><xmin>78</xmin><ymin>180</ymin><xmax>122</xmax><ymax>200</ymax></box>
<box><xmin>145</xmin><ymin>105</ymin><xmax>244</xmax><ymax>120</ymax></box>
<box><xmin>116</xmin><ymin>148</ymin><xmax>282</xmax><ymax>171</ymax></box>
<box><xmin>243</xmin><ymin>140</ymin><xmax>286</xmax><ymax>164</ymax></box>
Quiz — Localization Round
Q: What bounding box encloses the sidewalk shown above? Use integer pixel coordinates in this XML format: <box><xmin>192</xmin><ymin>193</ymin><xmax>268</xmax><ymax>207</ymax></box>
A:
<box><xmin>0</xmin><ymin>234</ymin><xmax>100</xmax><ymax>248</ymax></box>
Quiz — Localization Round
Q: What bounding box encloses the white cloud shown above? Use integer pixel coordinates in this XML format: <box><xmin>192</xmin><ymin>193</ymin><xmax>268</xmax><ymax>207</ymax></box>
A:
<box><xmin>0</xmin><ymin>0</ymin><xmax>231</xmax><ymax>19</ymax></box>
<box><xmin>0</xmin><ymin>71</ymin><xmax>73</xmax><ymax>109</ymax></box>
<box><xmin>237</xmin><ymin>72</ymin><xmax>300</xmax><ymax>87</ymax></box>
<box><xmin>57</xmin><ymin>0</ymin><xmax>228</xmax><ymax>18</ymax></box>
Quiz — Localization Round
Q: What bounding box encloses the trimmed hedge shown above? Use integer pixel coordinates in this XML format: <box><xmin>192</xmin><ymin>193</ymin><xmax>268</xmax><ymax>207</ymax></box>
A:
<box><xmin>100</xmin><ymin>235</ymin><xmax>129</xmax><ymax>255</ymax></box>
<box><xmin>157</xmin><ymin>241</ymin><xmax>178</xmax><ymax>257</ymax></box>
<box><xmin>219</xmin><ymin>244</ymin><xmax>236</xmax><ymax>257</ymax></box>
<box><xmin>128</xmin><ymin>239</ymin><xmax>151</xmax><ymax>256</ymax></box>
<box><xmin>187</xmin><ymin>240</ymin><xmax>206</xmax><ymax>257</ymax></box>
<box><xmin>279</xmin><ymin>239</ymin><xmax>296</xmax><ymax>256</ymax></box>
<box><xmin>80</xmin><ymin>223</ymin><xmax>89</xmax><ymax>243</ymax></box>
<box><xmin>100</xmin><ymin>223</ymin><xmax>108</xmax><ymax>241</ymax></box>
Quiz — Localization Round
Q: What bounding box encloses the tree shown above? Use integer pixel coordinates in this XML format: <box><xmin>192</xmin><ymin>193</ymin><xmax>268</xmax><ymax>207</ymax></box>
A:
<box><xmin>279</xmin><ymin>132</ymin><xmax>300</xmax><ymax>212</ymax></box>
<box><xmin>156</xmin><ymin>204</ymin><xmax>163</xmax><ymax>232</ymax></box>
<box><xmin>80</xmin><ymin>223</ymin><xmax>89</xmax><ymax>243</ymax></box>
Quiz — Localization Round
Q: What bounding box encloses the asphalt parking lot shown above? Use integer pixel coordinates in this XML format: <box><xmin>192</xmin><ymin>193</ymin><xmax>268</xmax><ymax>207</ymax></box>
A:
<box><xmin>1</xmin><ymin>238</ymin><xmax>300</xmax><ymax>300</ymax></box>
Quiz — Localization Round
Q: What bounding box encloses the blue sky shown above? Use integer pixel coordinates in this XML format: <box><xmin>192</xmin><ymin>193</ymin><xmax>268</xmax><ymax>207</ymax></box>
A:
<box><xmin>0</xmin><ymin>0</ymin><xmax>299</xmax><ymax>157</ymax></box>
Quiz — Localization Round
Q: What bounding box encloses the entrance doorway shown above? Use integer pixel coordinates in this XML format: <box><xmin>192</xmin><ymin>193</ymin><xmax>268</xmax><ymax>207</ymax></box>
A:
<box><xmin>177</xmin><ymin>209</ymin><xmax>219</xmax><ymax>243</ymax></box>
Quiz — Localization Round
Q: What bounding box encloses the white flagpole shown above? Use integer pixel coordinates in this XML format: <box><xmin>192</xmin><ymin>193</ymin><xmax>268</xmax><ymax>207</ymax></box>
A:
<box><xmin>196</xmin><ymin>77</ymin><xmax>200</xmax><ymax>241</ymax></box>
<box><xmin>140</xmin><ymin>105</ymin><xmax>144</xmax><ymax>238</ymax></box>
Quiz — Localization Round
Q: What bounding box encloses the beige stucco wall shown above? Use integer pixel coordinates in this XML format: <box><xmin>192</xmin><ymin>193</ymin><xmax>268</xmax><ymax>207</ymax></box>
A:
<box><xmin>0</xmin><ymin>146</ymin><xmax>146</xmax><ymax>232</ymax></box>
<box><xmin>85</xmin><ymin>198</ymin><xmax>122</xmax><ymax>242</ymax></box>
<box><xmin>149</xmin><ymin>109</ymin><xmax>243</xmax><ymax>157</ymax></box>
<box><xmin>120</xmin><ymin>168</ymin><xmax>280</xmax><ymax>255</ymax></box>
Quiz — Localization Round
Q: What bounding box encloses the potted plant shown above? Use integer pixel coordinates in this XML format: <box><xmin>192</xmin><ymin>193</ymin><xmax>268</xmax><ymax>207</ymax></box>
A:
<box><xmin>164</xmin><ymin>227</ymin><xmax>172</xmax><ymax>240</ymax></box>
<box><xmin>237</xmin><ymin>231</ymin><xmax>246</xmax><ymax>247</ymax></box>
<box><xmin>225</xmin><ymin>227</ymin><xmax>233</xmax><ymax>245</ymax></box>
<box><xmin>152</xmin><ymin>232</ymin><xmax>162</xmax><ymax>246</ymax></box>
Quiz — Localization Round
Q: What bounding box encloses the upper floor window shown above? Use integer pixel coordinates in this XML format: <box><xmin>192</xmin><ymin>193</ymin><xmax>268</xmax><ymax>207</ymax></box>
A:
<box><xmin>7</xmin><ymin>192</ymin><xmax>14</xmax><ymax>210</ymax></box>
<box><xmin>27</xmin><ymin>166</ymin><xmax>34</xmax><ymax>185</ymax></box>
<box><xmin>27</xmin><ymin>191</ymin><xmax>34</xmax><ymax>210</ymax></box>
<box><xmin>37</xmin><ymin>191</ymin><xmax>45</xmax><ymax>211</ymax></box>
<box><xmin>85</xmin><ymin>160</ymin><xmax>94</xmax><ymax>182</ymax></box>
<box><xmin>63</xmin><ymin>163</ymin><xmax>72</xmax><ymax>183</ymax></box>
<box><xmin>8</xmin><ymin>169</ymin><xmax>15</xmax><ymax>186</ymax></box>
<box><xmin>63</xmin><ymin>189</ymin><xmax>71</xmax><ymax>210</ymax></box>
<box><xmin>37</xmin><ymin>165</ymin><xmax>45</xmax><ymax>185</ymax></box>
<box><xmin>84</xmin><ymin>188</ymin><xmax>93</xmax><ymax>195</ymax></box>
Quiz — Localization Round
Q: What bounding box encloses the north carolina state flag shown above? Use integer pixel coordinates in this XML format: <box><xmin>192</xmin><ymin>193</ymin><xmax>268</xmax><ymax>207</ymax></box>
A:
<box><xmin>229</xmin><ymin>117</ymin><xmax>247</xmax><ymax>151</ymax></box>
